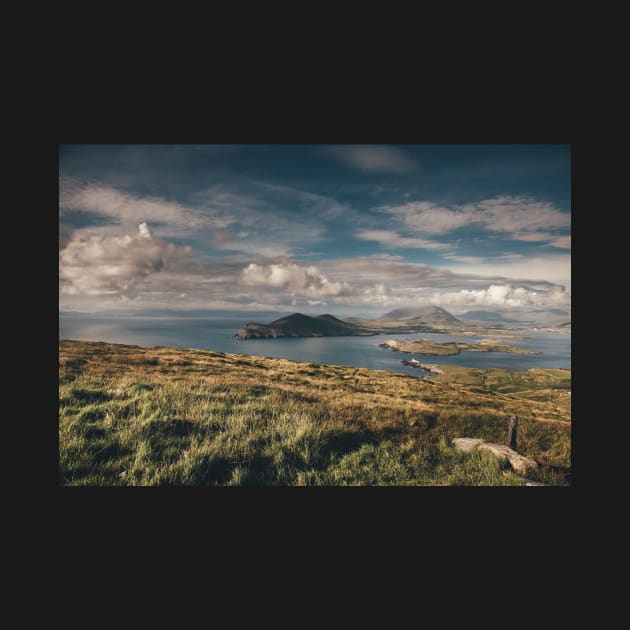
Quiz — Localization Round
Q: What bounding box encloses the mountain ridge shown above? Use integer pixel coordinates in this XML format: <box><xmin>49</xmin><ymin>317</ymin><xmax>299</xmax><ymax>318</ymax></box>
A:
<box><xmin>235</xmin><ymin>307</ymin><xmax>467</xmax><ymax>339</ymax></box>
<box><xmin>379</xmin><ymin>305</ymin><xmax>462</xmax><ymax>325</ymax></box>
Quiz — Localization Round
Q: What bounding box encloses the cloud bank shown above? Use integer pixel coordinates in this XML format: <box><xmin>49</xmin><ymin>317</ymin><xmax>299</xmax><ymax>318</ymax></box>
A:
<box><xmin>355</xmin><ymin>229</ymin><xmax>449</xmax><ymax>251</ymax></box>
<box><xmin>376</xmin><ymin>196</ymin><xmax>570</xmax><ymax>248</ymax></box>
<box><xmin>60</xmin><ymin>223</ymin><xmax>191</xmax><ymax>297</ymax></box>
<box><xmin>241</xmin><ymin>263</ymin><xmax>352</xmax><ymax>298</ymax></box>
<box><xmin>426</xmin><ymin>284</ymin><xmax>569</xmax><ymax>308</ymax></box>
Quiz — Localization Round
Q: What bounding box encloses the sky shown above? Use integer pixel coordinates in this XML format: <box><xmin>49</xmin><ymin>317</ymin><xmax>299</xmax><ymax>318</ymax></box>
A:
<box><xmin>59</xmin><ymin>144</ymin><xmax>571</xmax><ymax>317</ymax></box>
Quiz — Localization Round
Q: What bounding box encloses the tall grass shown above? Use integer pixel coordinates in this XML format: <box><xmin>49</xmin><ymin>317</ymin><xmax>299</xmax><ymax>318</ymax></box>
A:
<box><xmin>59</xmin><ymin>341</ymin><xmax>571</xmax><ymax>486</ymax></box>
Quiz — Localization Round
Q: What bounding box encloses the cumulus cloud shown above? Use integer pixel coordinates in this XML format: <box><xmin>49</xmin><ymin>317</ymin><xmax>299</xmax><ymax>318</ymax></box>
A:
<box><xmin>241</xmin><ymin>263</ymin><xmax>352</xmax><ymax>298</ymax></box>
<box><xmin>355</xmin><ymin>229</ymin><xmax>449</xmax><ymax>251</ymax></box>
<box><xmin>59</xmin><ymin>246</ymin><xmax>570</xmax><ymax>314</ymax></box>
<box><xmin>60</xmin><ymin>223</ymin><xmax>191</xmax><ymax>297</ymax></box>
<box><xmin>328</xmin><ymin>145</ymin><xmax>417</xmax><ymax>174</ymax></box>
<box><xmin>315</xmin><ymin>256</ymin><xmax>570</xmax><ymax>311</ymax></box>
<box><xmin>427</xmin><ymin>284</ymin><xmax>570</xmax><ymax>308</ymax></box>
<box><xmin>60</xmin><ymin>178</ymin><xmax>338</xmax><ymax>259</ymax></box>
<box><xmin>59</xmin><ymin>223</ymin><xmax>75</xmax><ymax>250</ymax></box>
<box><xmin>329</xmin><ymin>278</ymin><xmax>569</xmax><ymax>311</ymax></box>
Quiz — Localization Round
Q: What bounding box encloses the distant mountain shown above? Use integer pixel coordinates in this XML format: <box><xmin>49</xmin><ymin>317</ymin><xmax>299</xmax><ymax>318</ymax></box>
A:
<box><xmin>235</xmin><ymin>313</ymin><xmax>376</xmax><ymax>339</ymax></box>
<box><xmin>379</xmin><ymin>305</ymin><xmax>461</xmax><ymax>325</ymax></box>
<box><xmin>459</xmin><ymin>308</ymin><xmax>570</xmax><ymax>326</ymax></box>
<box><xmin>458</xmin><ymin>310</ymin><xmax>522</xmax><ymax>323</ymax></box>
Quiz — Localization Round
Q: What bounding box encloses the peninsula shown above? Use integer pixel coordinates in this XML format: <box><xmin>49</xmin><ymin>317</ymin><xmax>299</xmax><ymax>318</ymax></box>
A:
<box><xmin>379</xmin><ymin>338</ymin><xmax>540</xmax><ymax>356</ymax></box>
<box><xmin>235</xmin><ymin>306</ymin><xmax>516</xmax><ymax>339</ymax></box>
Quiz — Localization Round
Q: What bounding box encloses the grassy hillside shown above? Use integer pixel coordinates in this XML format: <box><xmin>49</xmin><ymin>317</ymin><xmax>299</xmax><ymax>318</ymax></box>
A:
<box><xmin>59</xmin><ymin>340</ymin><xmax>571</xmax><ymax>486</ymax></box>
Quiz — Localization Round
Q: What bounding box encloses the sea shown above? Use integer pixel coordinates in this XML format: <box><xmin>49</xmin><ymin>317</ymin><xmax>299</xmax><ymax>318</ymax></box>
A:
<box><xmin>59</xmin><ymin>315</ymin><xmax>571</xmax><ymax>378</ymax></box>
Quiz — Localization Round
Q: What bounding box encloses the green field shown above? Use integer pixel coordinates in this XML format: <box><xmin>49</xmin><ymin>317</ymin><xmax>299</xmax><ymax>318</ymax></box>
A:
<box><xmin>380</xmin><ymin>338</ymin><xmax>539</xmax><ymax>356</ymax></box>
<box><xmin>59</xmin><ymin>340</ymin><xmax>571</xmax><ymax>486</ymax></box>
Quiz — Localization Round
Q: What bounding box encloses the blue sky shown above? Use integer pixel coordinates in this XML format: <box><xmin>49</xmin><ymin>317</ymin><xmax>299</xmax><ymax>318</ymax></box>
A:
<box><xmin>59</xmin><ymin>145</ymin><xmax>571</xmax><ymax>316</ymax></box>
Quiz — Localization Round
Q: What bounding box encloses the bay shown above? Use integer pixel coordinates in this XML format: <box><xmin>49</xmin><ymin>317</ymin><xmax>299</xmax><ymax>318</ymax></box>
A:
<box><xmin>59</xmin><ymin>316</ymin><xmax>571</xmax><ymax>378</ymax></box>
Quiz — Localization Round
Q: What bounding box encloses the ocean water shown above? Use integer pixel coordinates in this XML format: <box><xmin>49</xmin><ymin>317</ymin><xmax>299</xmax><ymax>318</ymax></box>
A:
<box><xmin>59</xmin><ymin>316</ymin><xmax>571</xmax><ymax>378</ymax></box>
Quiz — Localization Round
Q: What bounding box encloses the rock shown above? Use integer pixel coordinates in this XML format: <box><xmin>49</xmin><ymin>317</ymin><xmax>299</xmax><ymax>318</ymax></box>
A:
<box><xmin>452</xmin><ymin>438</ymin><xmax>484</xmax><ymax>452</ymax></box>
<box><xmin>452</xmin><ymin>437</ymin><xmax>539</xmax><ymax>476</ymax></box>
<box><xmin>478</xmin><ymin>443</ymin><xmax>538</xmax><ymax>476</ymax></box>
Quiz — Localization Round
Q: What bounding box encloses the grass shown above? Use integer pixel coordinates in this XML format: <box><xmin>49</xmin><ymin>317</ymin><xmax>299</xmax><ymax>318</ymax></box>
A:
<box><xmin>59</xmin><ymin>340</ymin><xmax>571</xmax><ymax>486</ymax></box>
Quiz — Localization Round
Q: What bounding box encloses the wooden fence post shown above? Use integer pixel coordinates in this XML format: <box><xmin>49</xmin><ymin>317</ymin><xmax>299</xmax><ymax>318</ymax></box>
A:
<box><xmin>507</xmin><ymin>416</ymin><xmax>518</xmax><ymax>450</ymax></box>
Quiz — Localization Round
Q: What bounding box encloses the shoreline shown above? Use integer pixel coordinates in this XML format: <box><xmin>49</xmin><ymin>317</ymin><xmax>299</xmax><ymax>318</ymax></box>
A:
<box><xmin>401</xmin><ymin>360</ymin><xmax>444</xmax><ymax>375</ymax></box>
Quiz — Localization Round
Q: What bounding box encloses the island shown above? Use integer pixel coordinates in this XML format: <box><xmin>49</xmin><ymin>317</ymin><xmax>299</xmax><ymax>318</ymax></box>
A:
<box><xmin>235</xmin><ymin>313</ymin><xmax>377</xmax><ymax>339</ymax></box>
<box><xmin>379</xmin><ymin>338</ymin><xmax>541</xmax><ymax>356</ymax></box>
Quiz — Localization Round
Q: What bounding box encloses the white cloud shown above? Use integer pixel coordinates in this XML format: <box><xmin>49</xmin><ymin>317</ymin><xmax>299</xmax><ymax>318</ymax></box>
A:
<box><xmin>442</xmin><ymin>254</ymin><xmax>487</xmax><ymax>264</ymax></box>
<box><xmin>444</xmin><ymin>253</ymin><xmax>571</xmax><ymax>287</ymax></box>
<box><xmin>60</xmin><ymin>246</ymin><xmax>571</xmax><ymax>315</ymax></box>
<box><xmin>241</xmin><ymin>263</ymin><xmax>352</xmax><ymax>298</ymax></box>
<box><xmin>508</xmin><ymin>231</ymin><xmax>557</xmax><ymax>243</ymax></box>
<box><xmin>467</xmin><ymin>196</ymin><xmax>570</xmax><ymax>234</ymax></box>
<box><xmin>548</xmin><ymin>235</ymin><xmax>571</xmax><ymax>249</ymax></box>
<box><xmin>60</xmin><ymin>178</ymin><xmax>228</xmax><ymax>233</ymax></box>
<box><xmin>368</xmin><ymin>253</ymin><xmax>404</xmax><ymax>261</ymax></box>
<box><xmin>59</xmin><ymin>223</ymin><xmax>75</xmax><ymax>250</ymax></box>
<box><xmin>377</xmin><ymin>195</ymin><xmax>570</xmax><ymax>245</ymax></box>
<box><xmin>60</xmin><ymin>179</ymin><xmax>333</xmax><ymax>259</ymax></box>
<box><xmin>60</xmin><ymin>223</ymin><xmax>191</xmax><ymax>297</ymax></box>
<box><xmin>426</xmin><ymin>284</ymin><xmax>570</xmax><ymax>309</ymax></box>
<box><xmin>355</xmin><ymin>229</ymin><xmax>449</xmax><ymax>251</ymax></box>
<box><xmin>380</xmin><ymin>201</ymin><xmax>471</xmax><ymax>234</ymax></box>
<box><xmin>328</xmin><ymin>145</ymin><xmax>417</xmax><ymax>174</ymax></box>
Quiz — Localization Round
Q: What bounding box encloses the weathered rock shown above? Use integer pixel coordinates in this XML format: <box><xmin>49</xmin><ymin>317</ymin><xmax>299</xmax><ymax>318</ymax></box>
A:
<box><xmin>451</xmin><ymin>438</ymin><xmax>484</xmax><ymax>452</ymax></box>
<box><xmin>478</xmin><ymin>443</ymin><xmax>538</xmax><ymax>476</ymax></box>
<box><xmin>452</xmin><ymin>437</ymin><xmax>539</xmax><ymax>476</ymax></box>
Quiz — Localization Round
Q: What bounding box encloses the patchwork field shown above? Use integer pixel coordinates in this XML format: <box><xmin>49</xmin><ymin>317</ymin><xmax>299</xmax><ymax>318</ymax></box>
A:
<box><xmin>379</xmin><ymin>338</ymin><xmax>540</xmax><ymax>356</ymax></box>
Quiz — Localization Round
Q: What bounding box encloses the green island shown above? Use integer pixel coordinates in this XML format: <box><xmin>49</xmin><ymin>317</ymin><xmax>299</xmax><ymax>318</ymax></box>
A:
<box><xmin>379</xmin><ymin>338</ymin><xmax>540</xmax><ymax>356</ymax></box>
<box><xmin>59</xmin><ymin>340</ymin><xmax>570</xmax><ymax>486</ymax></box>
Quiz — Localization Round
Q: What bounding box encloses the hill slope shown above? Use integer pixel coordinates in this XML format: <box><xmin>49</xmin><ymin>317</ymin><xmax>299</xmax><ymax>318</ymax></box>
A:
<box><xmin>235</xmin><ymin>313</ymin><xmax>375</xmax><ymax>339</ymax></box>
<box><xmin>380</xmin><ymin>305</ymin><xmax>462</xmax><ymax>325</ymax></box>
<box><xmin>459</xmin><ymin>308</ymin><xmax>570</xmax><ymax>326</ymax></box>
<box><xmin>59</xmin><ymin>340</ymin><xmax>571</xmax><ymax>486</ymax></box>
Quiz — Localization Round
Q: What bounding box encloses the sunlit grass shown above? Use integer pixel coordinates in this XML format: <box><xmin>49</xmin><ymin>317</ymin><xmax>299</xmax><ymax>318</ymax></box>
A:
<box><xmin>59</xmin><ymin>340</ymin><xmax>571</xmax><ymax>486</ymax></box>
